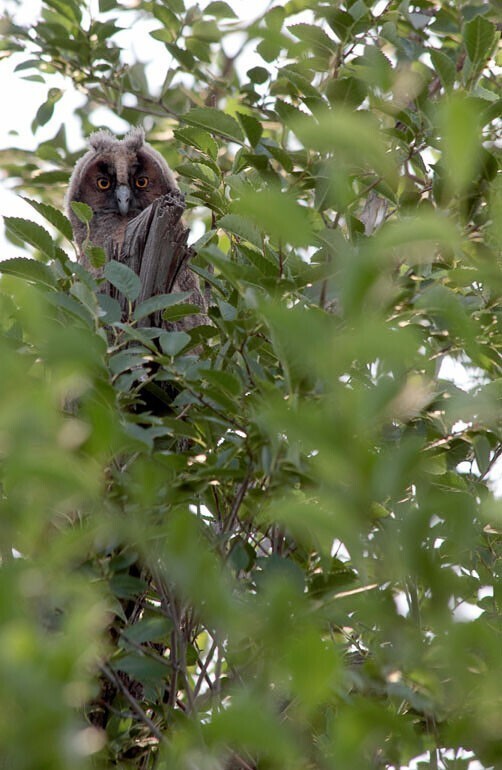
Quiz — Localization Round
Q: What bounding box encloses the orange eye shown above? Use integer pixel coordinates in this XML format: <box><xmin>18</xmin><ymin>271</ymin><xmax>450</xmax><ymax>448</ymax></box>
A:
<box><xmin>97</xmin><ymin>177</ymin><xmax>111</xmax><ymax>190</ymax></box>
<box><xmin>135</xmin><ymin>176</ymin><xmax>149</xmax><ymax>189</ymax></box>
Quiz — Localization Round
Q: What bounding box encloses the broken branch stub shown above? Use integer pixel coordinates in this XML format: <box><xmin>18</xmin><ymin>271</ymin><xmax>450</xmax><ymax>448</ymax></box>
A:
<box><xmin>105</xmin><ymin>191</ymin><xmax>205</xmax><ymax>329</ymax></box>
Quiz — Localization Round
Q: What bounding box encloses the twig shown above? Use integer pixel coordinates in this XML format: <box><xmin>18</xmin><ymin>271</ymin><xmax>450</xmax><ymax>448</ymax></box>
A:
<box><xmin>99</xmin><ymin>664</ymin><xmax>167</xmax><ymax>745</ymax></box>
<box><xmin>224</xmin><ymin>470</ymin><xmax>252</xmax><ymax>534</ymax></box>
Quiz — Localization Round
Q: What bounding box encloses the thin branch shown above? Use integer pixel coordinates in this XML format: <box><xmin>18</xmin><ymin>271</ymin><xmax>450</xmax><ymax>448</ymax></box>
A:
<box><xmin>193</xmin><ymin>636</ymin><xmax>218</xmax><ymax>699</ymax></box>
<box><xmin>224</xmin><ymin>470</ymin><xmax>252</xmax><ymax>534</ymax></box>
<box><xmin>99</xmin><ymin>664</ymin><xmax>167</xmax><ymax>745</ymax></box>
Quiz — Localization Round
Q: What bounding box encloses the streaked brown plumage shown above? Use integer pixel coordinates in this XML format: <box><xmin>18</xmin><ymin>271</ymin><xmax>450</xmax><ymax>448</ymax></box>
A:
<box><xmin>66</xmin><ymin>127</ymin><xmax>207</xmax><ymax>329</ymax></box>
<box><xmin>67</xmin><ymin>127</ymin><xmax>178</xmax><ymax>260</ymax></box>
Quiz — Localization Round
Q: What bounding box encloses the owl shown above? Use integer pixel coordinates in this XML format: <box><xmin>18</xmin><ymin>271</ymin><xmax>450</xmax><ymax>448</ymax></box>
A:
<box><xmin>66</xmin><ymin>127</ymin><xmax>207</xmax><ymax>329</ymax></box>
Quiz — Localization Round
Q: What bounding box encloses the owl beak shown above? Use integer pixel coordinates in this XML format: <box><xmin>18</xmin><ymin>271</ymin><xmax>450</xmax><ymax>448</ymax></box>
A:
<box><xmin>116</xmin><ymin>184</ymin><xmax>131</xmax><ymax>215</ymax></box>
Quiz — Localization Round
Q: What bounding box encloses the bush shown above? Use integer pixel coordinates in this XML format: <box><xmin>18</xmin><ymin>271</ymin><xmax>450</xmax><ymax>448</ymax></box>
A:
<box><xmin>0</xmin><ymin>1</ymin><xmax>500</xmax><ymax>768</ymax></box>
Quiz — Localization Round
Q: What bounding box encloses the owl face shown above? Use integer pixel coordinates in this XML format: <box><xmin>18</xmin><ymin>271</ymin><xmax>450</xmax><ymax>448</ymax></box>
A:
<box><xmin>67</xmin><ymin>127</ymin><xmax>177</xmax><ymax>254</ymax></box>
<box><xmin>79</xmin><ymin>148</ymin><xmax>168</xmax><ymax>218</ymax></box>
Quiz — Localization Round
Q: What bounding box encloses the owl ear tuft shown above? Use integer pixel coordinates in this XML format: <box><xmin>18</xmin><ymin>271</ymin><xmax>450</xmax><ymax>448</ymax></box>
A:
<box><xmin>88</xmin><ymin>130</ymin><xmax>115</xmax><ymax>152</ymax></box>
<box><xmin>123</xmin><ymin>126</ymin><xmax>145</xmax><ymax>151</ymax></box>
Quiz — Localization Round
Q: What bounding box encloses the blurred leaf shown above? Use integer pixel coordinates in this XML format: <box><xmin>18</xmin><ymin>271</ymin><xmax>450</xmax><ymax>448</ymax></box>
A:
<box><xmin>121</xmin><ymin>615</ymin><xmax>173</xmax><ymax>645</ymax></box>
<box><xmin>291</xmin><ymin>108</ymin><xmax>397</xmax><ymax>184</ymax></box>
<box><xmin>438</xmin><ymin>94</ymin><xmax>482</xmax><ymax>193</ymax></box>
<box><xmin>233</xmin><ymin>188</ymin><xmax>314</xmax><ymax>246</ymax></box>
<box><xmin>0</xmin><ymin>257</ymin><xmax>56</xmax><ymax>287</ymax></box>
<box><xmin>288</xmin><ymin>23</ymin><xmax>336</xmax><ymax>54</ymax></box>
<box><xmin>204</xmin><ymin>1</ymin><xmax>238</xmax><ymax>18</ymax></box>
<box><xmin>218</xmin><ymin>213</ymin><xmax>262</xmax><ymax>249</ymax></box>
<box><xmin>3</xmin><ymin>217</ymin><xmax>55</xmax><ymax>260</ymax></box>
<box><xmin>115</xmin><ymin>654</ymin><xmax>167</xmax><ymax>685</ymax></box>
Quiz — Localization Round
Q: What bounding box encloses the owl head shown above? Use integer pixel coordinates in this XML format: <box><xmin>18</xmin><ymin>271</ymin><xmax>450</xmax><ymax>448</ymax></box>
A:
<box><xmin>67</xmin><ymin>127</ymin><xmax>178</xmax><ymax>254</ymax></box>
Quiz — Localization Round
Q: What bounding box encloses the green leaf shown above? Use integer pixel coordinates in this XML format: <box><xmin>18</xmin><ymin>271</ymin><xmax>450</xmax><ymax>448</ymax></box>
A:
<box><xmin>31</xmin><ymin>100</ymin><xmax>54</xmax><ymax>132</ymax></box>
<box><xmin>133</xmin><ymin>291</ymin><xmax>192</xmax><ymax>321</ymax></box>
<box><xmin>326</xmin><ymin>8</ymin><xmax>354</xmax><ymax>41</ymax></box>
<box><xmin>263</xmin><ymin>6</ymin><xmax>284</xmax><ymax>32</ymax></box>
<box><xmin>22</xmin><ymin>198</ymin><xmax>74</xmax><ymax>241</ymax></box>
<box><xmin>162</xmin><ymin>302</ymin><xmax>202</xmax><ymax>321</ymax></box>
<box><xmin>204</xmin><ymin>1</ymin><xmax>237</xmax><ymax>18</ymax></box>
<box><xmin>3</xmin><ymin>217</ymin><xmax>55</xmax><ymax>260</ymax></box>
<box><xmin>121</xmin><ymin>616</ymin><xmax>173</xmax><ymax>645</ymax></box>
<box><xmin>354</xmin><ymin>45</ymin><xmax>393</xmax><ymax>90</ymax></box>
<box><xmin>150</xmin><ymin>27</ymin><xmax>176</xmax><ymax>44</ymax></box>
<box><xmin>237</xmin><ymin>112</ymin><xmax>263</xmax><ymax>147</ymax></box>
<box><xmin>288</xmin><ymin>23</ymin><xmax>336</xmax><ymax>55</ymax></box>
<box><xmin>70</xmin><ymin>201</ymin><xmax>93</xmax><ymax>224</ymax></box>
<box><xmin>115</xmin><ymin>654</ymin><xmax>167</xmax><ymax>684</ymax></box>
<box><xmin>173</xmin><ymin>126</ymin><xmax>219</xmax><ymax>158</ymax></box>
<box><xmin>70</xmin><ymin>280</ymin><xmax>100</xmax><ymax>317</ymax></box>
<box><xmin>176</xmin><ymin>161</ymin><xmax>220</xmax><ymax>187</ymax></box>
<box><xmin>109</xmin><ymin>347</ymin><xmax>149</xmax><ymax>375</ymax></box>
<box><xmin>291</xmin><ymin>108</ymin><xmax>397</xmax><ymax>185</ymax></box>
<box><xmin>159</xmin><ymin>330</ymin><xmax>191</xmax><ymax>356</ymax></box>
<box><xmin>108</xmin><ymin>572</ymin><xmax>148</xmax><ymax>598</ymax></box>
<box><xmin>183</xmin><ymin>107</ymin><xmax>244</xmax><ymax>143</ymax></box>
<box><xmin>104</xmin><ymin>260</ymin><xmax>141</xmax><ymax>302</ymax></box>
<box><xmin>152</xmin><ymin>5</ymin><xmax>180</xmax><ymax>32</ymax></box>
<box><xmin>164</xmin><ymin>42</ymin><xmax>196</xmax><ymax>69</ymax></box>
<box><xmin>473</xmin><ymin>434</ymin><xmax>492</xmax><ymax>475</ymax></box>
<box><xmin>97</xmin><ymin>293</ymin><xmax>122</xmax><ymax>324</ymax></box>
<box><xmin>374</xmin><ymin>212</ymin><xmax>461</xmax><ymax>253</ymax></box>
<box><xmin>0</xmin><ymin>257</ymin><xmax>56</xmax><ymax>287</ymax></box>
<box><xmin>164</xmin><ymin>0</ymin><xmax>184</xmax><ymax>12</ymax></box>
<box><xmin>30</xmin><ymin>170</ymin><xmax>70</xmax><ymax>185</ymax></box>
<box><xmin>438</xmin><ymin>94</ymin><xmax>482</xmax><ymax>193</ymax></box>
<box><xmin>44</xmin><ymin>290</ymin><xmax>93</xmax><ymax>326</ymax></box>
<box><xmin>203</xmin><ymin>369</ymin><xmax>242</xmax><ymax>396</ymax></box>
<box><xmin>326</xmin><ymin>76</ymin><xmax>367</xmax><ymax>107</ymax></box>
<box><xmin>218</xmin><ymin>214</ymin><xmax>262</xmax><ymax>249</ymax></box>
<box><xmin>232</xmin><ymin>189</ymin><xmax>314</xmax><ymax>247</ymax></box>
<box><xmin>247</xmin><ymin>66</ymin><xmax>269</xmax><ymax>84</ymax></box>
<box><xmin>257</xmin><ymin>37</ymin><xmax>281</xmax><ymax>63</ymax></box>
<box><xmin>463</xmin><ymin>16</ymin><xmax>497</xmax><ymax>66</ymax></box>
<box><xmin>83</xmin><ymin>245</ymin><xmax>105</xmax><ymax>269</ymax></box>
<box><xmin>430</xmin><ymin>50</ymin><xmax>456</xmax><ymax>90</ymax></box>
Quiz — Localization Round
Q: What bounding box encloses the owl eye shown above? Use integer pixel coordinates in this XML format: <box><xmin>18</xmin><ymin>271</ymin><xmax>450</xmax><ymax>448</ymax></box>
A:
<box><xmin>97</xmin><ymin>177</ymin><xmax>111</xmax><ymax>191</ymax></box>
<box><xmin>135</xmin><ymin>176</ymin><xmax>149</xmax><ymax>189</ymax></box>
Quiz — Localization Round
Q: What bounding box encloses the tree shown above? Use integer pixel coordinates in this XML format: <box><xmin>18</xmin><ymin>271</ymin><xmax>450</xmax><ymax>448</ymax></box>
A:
<box><xmin>0</xmin><ymin>1</ymin><xmax>500</xmax><ymax>768</ymax></box>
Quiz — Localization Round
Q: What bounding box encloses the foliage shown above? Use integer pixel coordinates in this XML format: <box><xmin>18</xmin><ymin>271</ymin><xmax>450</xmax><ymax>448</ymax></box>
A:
<box><xmin>0</xmin><ymin>1</ymin><xmax>501</xmax><ymax>769</ymax></box>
